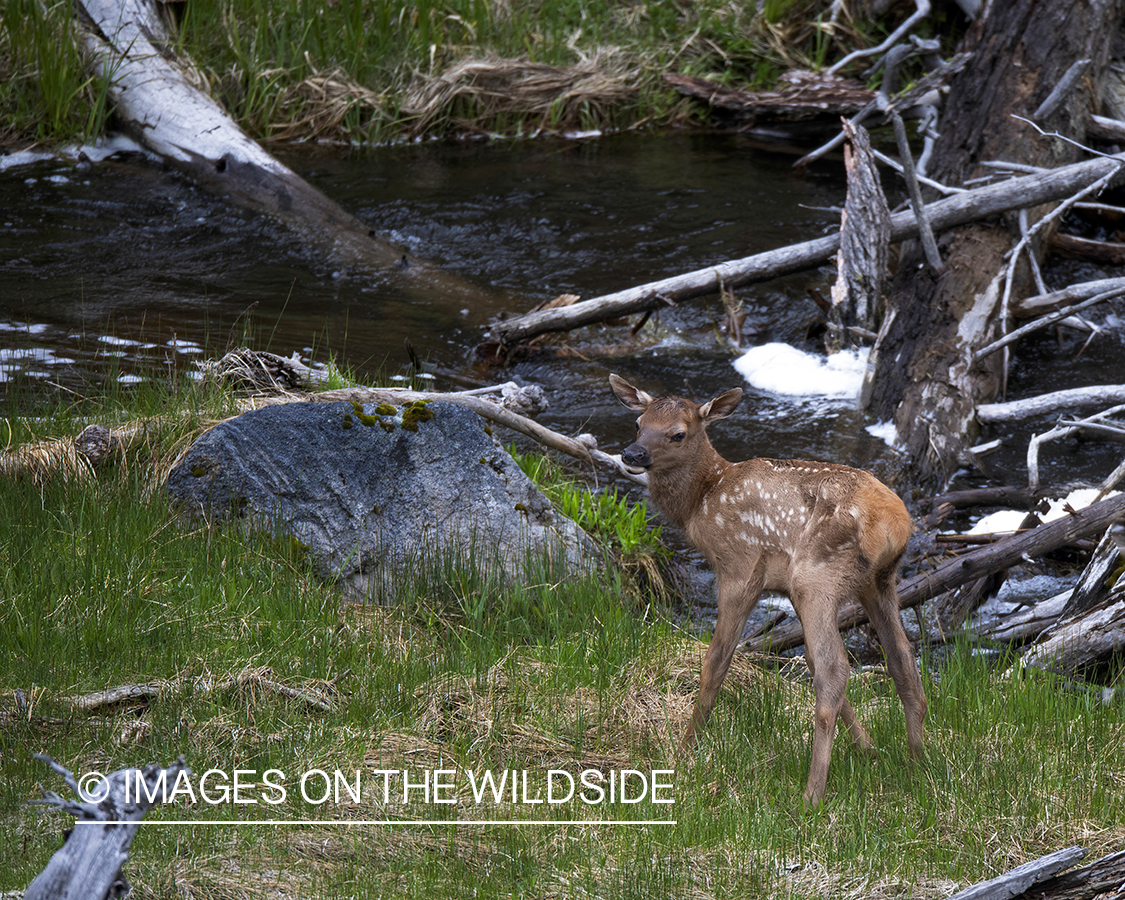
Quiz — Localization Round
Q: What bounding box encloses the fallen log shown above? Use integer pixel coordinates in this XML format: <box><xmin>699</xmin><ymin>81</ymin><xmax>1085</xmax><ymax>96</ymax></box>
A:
<box><xmin>487</xmin><ymin>147</ymin><xmax>1125</xmax><ymax>346</ymax></box>
<box><xmin>744</xmin><ymin>491</ymin><xmax>1125</xmax><ymax>652</ymax></box>
<box><xmin>944</xmin><ymin>847</ymin><xmax>1086</xmax><ymax>900</ymax></box>
<box><xmin>972</xmin><ymin>589</ymin><xmax>1071</xmax><ymax>644</ymax></box>
<box><xmin>1023</xmin><ymin>590</ymin><xmax>1125</xmax><ymax>674</ymax></box>
<box><xmin>977</xmin><ymin>386</ymin><xmax>1125</xmax><ymax>424</ymax></box>
<box><xmin>1016</xmin><ymin>849</ymin><xmax>1125</xmax><ymax>900</ymax></box>
<box><xmin>74</xmin><ymin>0</ymin><xmax>497</xmax><ymax>301</ymax></box>
<box><xmin>864</xmin><ymin>0</ymin><xmax>1125</xmax><ymax>488</ymax></box>
<box><xmin>24</xmin><ymin>755</ymin><xmax>188</xmax><ymax>900</ymax></box>
<box><xmin>662</xmin><ymin>69</ymin><xmax>873</xmax><ymax>124</ymax></box>
<box><xmin>247</xmin><ymin>385</ymin><xmax>647</xmax><ymax>485</ymax></box>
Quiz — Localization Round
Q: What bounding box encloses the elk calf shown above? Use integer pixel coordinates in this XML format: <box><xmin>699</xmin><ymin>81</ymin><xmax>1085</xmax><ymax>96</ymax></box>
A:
<box><xmin>610</xmin><ymin>374</ymin><xmax>925</xmax><ymax>807</ymax></box>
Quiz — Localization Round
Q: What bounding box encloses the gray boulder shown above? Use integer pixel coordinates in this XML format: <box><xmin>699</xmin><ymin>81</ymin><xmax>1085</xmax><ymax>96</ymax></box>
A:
<box><xmin>166</xmin><ymin>400</ymin><xmax>598</xmax><ymax>600</ymax></box>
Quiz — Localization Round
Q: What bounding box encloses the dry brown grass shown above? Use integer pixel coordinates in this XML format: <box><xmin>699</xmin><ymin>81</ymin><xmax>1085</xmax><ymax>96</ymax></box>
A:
<box><xmin>270</xmin><ymin>56</ymin><xmax>392</xmax><ymax>142</ymax></box>
<box><xmin>401</xmin><ymin>50</ymin><xmax>638</xmax><ymax>136</ymax></box>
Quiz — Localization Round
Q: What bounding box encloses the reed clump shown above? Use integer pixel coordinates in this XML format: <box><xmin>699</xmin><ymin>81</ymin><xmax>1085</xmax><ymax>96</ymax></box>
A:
<box><xmin>1</xmin><ymin>0</ymin><xmax>964</xmax><ymax>147</ymax></box>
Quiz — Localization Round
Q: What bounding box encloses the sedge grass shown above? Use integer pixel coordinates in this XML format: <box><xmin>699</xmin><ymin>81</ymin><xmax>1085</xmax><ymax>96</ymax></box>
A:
<box><xmin>1</xmin><ymin>374</ymin><xmax>1123</xmax><ymax>897</ymax></box>
<box><xmin>1</xmin><ymin>0</ymin><xmax>966</xmax><ymax>148</ymax></box>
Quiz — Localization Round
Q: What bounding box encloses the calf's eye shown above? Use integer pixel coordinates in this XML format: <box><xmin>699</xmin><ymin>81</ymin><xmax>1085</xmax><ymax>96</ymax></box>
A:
<box><xmin>671</xmin><ymin>432</ymin><xmax>686</xmax><ymax>443</ymax></box>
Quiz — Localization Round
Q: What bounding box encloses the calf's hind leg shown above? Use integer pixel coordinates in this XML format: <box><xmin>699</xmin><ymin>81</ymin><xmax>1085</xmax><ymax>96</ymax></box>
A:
<box><xmin>794</xmin><ymin>586</ymin><xmax>854</xmax><ymax>807</ymax></box>
<box><xmin>862</xmin><ymin>574</ymin><xmax>926</xmax><ymax>758</ymax></box>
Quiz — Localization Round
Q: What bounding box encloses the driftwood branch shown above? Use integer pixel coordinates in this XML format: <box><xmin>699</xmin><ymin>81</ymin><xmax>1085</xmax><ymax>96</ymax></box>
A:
<box><xmin>487</xmin><ymin>149</ymin><xmax>1125</xmax><ymax>346</ymax></box>
<box><xmin>826</xmin><ymin>0</ymin><xmax>931</xmax><ymax>75</ymax></box>
<box><xmin>250</xmin><ymin>385</ymin><xmax>648</xmax><ymax>485</ymax></box>
<box><xmin>24</xmin><ymin>755</ymin><xmax>189</xmax><ymax>900</ymax></box>
<box><xmin>978</xmin><ymin>386</ymin><xmax>1125</xmax><ymax>424</ymax></box>
<box><xmin>1013</xmin><ymin>277</ymin><xmax>1125</xmax><ymax>318</ymax></box>
<box><xmin>1025</xmin><ymin>405</ymin><xmax>1125</xmax><ymax>491</ymax></box>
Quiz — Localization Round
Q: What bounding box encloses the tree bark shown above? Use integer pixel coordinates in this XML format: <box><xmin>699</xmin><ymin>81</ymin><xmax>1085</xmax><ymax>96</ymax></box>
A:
<box><xmin>866</xmin><ymin>0</ymin><xmax>1125</xmax><ymax>489</ymax></box>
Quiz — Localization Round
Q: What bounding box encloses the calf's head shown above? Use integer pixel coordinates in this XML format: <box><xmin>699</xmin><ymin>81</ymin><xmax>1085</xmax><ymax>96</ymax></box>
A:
<box><xmin>609</xmin><ymin>374</ymin><xmax>743</xmax><ymax>474</ymax></box>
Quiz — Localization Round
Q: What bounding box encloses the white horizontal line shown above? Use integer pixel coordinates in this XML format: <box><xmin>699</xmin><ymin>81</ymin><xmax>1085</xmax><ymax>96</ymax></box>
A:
<box><xmin>76</xmin><ymin>819</ymin><xmax>677</xmax><ymax>827</ymax></box>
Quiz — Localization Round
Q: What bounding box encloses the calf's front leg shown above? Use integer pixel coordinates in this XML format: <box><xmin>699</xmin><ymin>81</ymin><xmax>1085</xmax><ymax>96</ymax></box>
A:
<box><xmin>681</xmin><ymin>561</ymin><xmax>766</xmax><ymax>752</ymax></box>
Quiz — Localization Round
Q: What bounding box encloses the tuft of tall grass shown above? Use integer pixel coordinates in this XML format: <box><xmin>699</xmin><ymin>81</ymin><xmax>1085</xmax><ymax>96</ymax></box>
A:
<box><xmin>1</xmin><ymin>0</ymin><xmax>967</xmax><ymax>146</ymax></box>
<box><xmin>0</xmin><ymin>0</ymin><xmax>115</xmax><ymax>143</ymax></box>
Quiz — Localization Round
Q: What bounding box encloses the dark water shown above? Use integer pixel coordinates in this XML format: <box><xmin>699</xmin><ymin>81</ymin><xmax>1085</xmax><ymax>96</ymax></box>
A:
<box><xmin>2</xmin><ymin>131</ymin><xmax>1125</xmax><ymax>493</ymax></box>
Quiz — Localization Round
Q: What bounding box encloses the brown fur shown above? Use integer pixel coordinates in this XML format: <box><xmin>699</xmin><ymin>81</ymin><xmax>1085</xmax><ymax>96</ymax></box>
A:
<box><xmin>610</xmin><ymin>374</ymin><xmax>926</xmax><ymax>807</ymax></box>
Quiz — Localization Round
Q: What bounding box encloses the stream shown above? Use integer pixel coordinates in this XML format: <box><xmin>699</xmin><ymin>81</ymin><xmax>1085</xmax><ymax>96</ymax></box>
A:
<box><xmin>3</xmin><ymin>130</ymin><xmax>1125</xmax><ymax>513</ymax></box>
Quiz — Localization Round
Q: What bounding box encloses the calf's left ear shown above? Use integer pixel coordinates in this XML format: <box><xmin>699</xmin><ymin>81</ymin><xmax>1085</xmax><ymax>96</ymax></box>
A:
<box><xmin>699</xmin><ymin>388</ymin><xmax>742</xmax><ymax>422</ymax></box>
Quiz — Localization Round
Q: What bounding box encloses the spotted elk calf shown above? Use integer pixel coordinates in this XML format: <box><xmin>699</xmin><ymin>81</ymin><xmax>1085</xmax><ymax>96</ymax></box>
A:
<box><xmin>609</xmin><ymin>374</ymin><xmax>926</xmax><ymax>807</ymax></box>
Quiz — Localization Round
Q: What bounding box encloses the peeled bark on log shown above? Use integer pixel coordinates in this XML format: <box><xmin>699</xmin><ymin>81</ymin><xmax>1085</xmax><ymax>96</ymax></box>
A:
<box><xmin>866</xmin><ymin>0</ymin><xmax>1125</xmax><ymax>489</ymax></box>
<box><xmin>829</xmin><ymin>121</ymin><xmax>890</xmax><ymax>347</ymax></box>
<box><xmin>74</xmin><ymin>0</ymin><xmax>496</xmax><ymax>301</ymax></box>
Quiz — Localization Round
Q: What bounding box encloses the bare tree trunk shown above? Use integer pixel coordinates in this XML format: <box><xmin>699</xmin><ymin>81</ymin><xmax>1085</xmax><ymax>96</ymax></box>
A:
<box><xmin>74</xmin><ymin>0</ymin><xmax>502</xmax><ymax>304</ymax></box>
<box><xmin>867</xmin><ymin>0</ymin><xmax>1125</xmax><ymax>488</ymax></box>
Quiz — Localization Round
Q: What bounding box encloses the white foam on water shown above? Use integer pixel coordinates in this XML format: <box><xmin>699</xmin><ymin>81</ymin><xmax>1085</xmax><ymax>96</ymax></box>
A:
<box><xmin>732</xmin><ymin>342</ymin><xmax>868</xmax><ymax>400</ymax></box>
<box><xmin>866</xmin><ymin>420</ymin><xmax>897</xmax><ymax>446</ymax></box>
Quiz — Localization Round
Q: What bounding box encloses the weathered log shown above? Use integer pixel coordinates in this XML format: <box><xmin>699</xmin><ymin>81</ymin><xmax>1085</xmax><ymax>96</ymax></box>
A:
<box><xmin>486</xmin><ymin>147</ymin><xmax>1125</xmax><ymax>346</ymax></box>
<box><xmin>829</xmin><ymin>121</ymin><xmax>890</xmax><ymax>347</ymax></box>
<box><xmin>74</xmin><ymin>0</ymin><xmax>498</xmax><ymax>302</ymax></box>
<box><xmin>1023</xmin><ymin>590</ymin><xmax>1125</xmax><ymax>673</ymax></box>
<box><xmin>1016</xmin><ymin>849</ymin><xmax>1125</xmax><ymax>900</ymax></box>
<box><xmin>944</xmin><ymin>847</ymin><xmax>1086</xmax><ymax>900</ymax></box>
<box><xmin>744</xmin><ymin>491</ymin><xmax>1125</xmax><ymax>652</ymax></box>
<box><xmin>972</xmin><ymin>589</ymin><xmax>1071</xmax><ymax>644</ymax></box>
<box><xmin>865</xmin><ymin>0</ymin><xmax>1125</xmax><ymax>489</ymax></box>
<box><xmin>662</xmin><ymin>70</ymin><xmax>873</xmax><ymax>123</ymax></box>
<box><xmin>24</xmin><ymin>755</ymin><xmax>188</xmax><ymax>900</ymax></box>
<box><xmin>978</xmin><ymin>386</ymin><xmax>1125</xmax><ymax>424</ymax></box>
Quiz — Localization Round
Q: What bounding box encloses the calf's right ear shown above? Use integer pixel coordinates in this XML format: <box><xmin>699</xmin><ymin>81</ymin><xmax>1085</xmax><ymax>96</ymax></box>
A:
<box><xmin>609</xmin><ymin>373</ymin><xmax>656</xmax><ymax>412</ymax></box>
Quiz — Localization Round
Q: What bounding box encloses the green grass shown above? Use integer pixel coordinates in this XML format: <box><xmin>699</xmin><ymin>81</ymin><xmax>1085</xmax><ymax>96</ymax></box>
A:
<box><xmin>1</xmin><ymin>375</ymin><xmax>1123</xmax><ymax>897</ymax></box>
<box><xmin>0</xmin><ymin>0</ymin><xmax>966</xmax><ymax>147</ymax></box>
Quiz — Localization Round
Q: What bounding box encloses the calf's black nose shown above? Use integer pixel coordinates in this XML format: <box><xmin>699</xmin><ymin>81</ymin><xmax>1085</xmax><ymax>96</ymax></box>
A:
<box><xmin>621</xmin><ymin>443</ymin><xmax>651</xmax><ymax>469</ymax></box>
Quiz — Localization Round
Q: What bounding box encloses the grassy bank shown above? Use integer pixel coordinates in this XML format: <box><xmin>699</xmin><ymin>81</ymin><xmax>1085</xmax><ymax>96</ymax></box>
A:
<box><xmin>0</xmin><ymin>0</ymin><xmax>966</xmax><ymax>147</ymax></box>
<box><xmin>1</xmin><ymin>373</ymin><xmax>1123</xmax><ymax>898</ymax></box>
